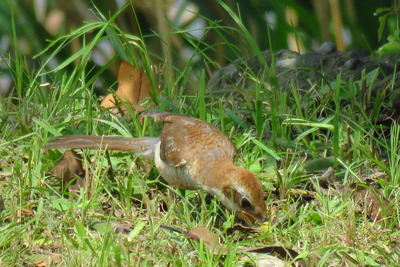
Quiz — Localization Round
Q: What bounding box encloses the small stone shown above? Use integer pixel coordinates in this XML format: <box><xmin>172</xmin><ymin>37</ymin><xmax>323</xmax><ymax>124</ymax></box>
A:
<box><xmin>344</xmin><ymin>58</ymin><xmax>360</xmax><ymax>69</ymax></box>
<box><xmin>318</xmin><ymin>42</ymin><xmax>336</xmax><ymax>53</ymax></box>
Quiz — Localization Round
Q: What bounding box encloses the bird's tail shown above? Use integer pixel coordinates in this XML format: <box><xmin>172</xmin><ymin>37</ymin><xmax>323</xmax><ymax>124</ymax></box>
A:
<box><xmin>42</xmin><ymin>135</ymin><xmax>159</xmax><ymax>158</ymax></box>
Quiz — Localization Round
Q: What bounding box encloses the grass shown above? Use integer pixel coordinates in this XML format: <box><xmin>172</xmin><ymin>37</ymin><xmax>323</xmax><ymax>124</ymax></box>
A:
<box><xmin>1</xmin><ymin>2</ymin><xmax>400</xmax><ymax>266</ymax></box>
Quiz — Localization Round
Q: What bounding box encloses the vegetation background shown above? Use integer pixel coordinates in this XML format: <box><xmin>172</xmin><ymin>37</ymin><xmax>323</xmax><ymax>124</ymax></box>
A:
<box><xmin>0</xmin><ymin>0</ymin><xmax>399</xmax><ymax>266</ymax></box>
<box><xmin>0</xmin><ymin>0</ymin><xmax>396</xmax><ymax>96</ymax></box>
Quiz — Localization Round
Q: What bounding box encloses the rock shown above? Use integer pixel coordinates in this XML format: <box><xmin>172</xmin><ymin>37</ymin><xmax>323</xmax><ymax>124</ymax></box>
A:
<box><xmin>208</xmin><ymin>44</ymin><xmax>400</xmax><ymax>116</ymax></box>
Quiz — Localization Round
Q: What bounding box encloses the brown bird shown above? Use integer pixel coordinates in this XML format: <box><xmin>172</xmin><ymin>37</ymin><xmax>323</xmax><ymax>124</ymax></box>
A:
<box><xmin>43</xmin><ymin>112</ymin><xmax>267</xmax><ymax>224</ymax></box>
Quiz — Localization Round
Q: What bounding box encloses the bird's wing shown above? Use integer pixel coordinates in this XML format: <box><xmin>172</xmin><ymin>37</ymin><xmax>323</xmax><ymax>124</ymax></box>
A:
<box><xmin>145</xmin><ymin>111</ymin><xmax>237</xmax><ymax>167</ymax></box>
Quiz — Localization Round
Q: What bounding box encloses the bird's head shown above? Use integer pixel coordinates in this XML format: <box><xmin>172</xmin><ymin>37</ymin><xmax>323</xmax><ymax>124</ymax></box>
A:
<box><xmin>220</xmin><ymin>167</ymin><xmax>267</xmax><ymax>225</ymax></box>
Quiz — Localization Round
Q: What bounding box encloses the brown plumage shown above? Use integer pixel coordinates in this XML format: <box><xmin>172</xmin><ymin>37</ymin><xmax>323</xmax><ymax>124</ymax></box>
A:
<box><xmin>43</xmin><ymin>112</ymin><xmax>267</xmax><ymax>224</ymax></box>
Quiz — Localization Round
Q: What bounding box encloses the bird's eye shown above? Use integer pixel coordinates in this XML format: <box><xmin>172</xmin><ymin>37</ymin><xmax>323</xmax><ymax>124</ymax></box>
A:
<box><xmin>241</xmin><ymin>198</ymin><xmax>253</xmax><ymax>210</ymax></box>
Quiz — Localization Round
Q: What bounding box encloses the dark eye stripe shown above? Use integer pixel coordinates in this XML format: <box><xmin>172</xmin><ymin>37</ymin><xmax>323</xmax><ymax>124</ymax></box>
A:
<box><xmin>241</xmin><ymin>198</ymin><xmax>253</xmax><ymax>210</ymax></box>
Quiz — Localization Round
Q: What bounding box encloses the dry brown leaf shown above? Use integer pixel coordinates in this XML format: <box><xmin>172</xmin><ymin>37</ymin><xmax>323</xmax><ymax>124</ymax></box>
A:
<box><xmin>32</xmin><ymin>253</ymin><xmax>62</xmax><ymax>267</ymax></box>
<box><xmin>0</xmin><ymin>195</ymin><xmax>4</xmax><ymax>211</ymax></box>
<box><xmin>108</xmin><ymin>105</ymin><xmax>146</xmax><ymax>116</ymax></box>
<box><xmin>100</xmin><ymin>93</ymin><xmax>119</xmax><ymax>109</ymax></box>
<box><xmin>187</xmin><ymin>227</ymin><xmax>223</xmax><ymax>252</ymax></box>
<box><xmin>352</xmin><ymin>184</ymin><xmax>393</xmax><ymax>223</ymax></box>
<box><xmin>100</xmin><ymin>60</ymin><xmax>151</xmax><ymax>112</ymax></box>
<box><xmin>18</xmin><ymin>208</ymin><xmax>34</xmax><ymax>216</ymax></box>
<box><xmin>16</xmin><ymin>208</ymin><xmax>35</xmax><ymax>222</ymax></box>
<box><xmin>287</xmin><ymin>188</ymin><xmax>317</xmax><ymax>200</ymax></box>
<box><xmin>53</xmin><ymin>150</ymin><xmax>85</xmax><ymax>192</ymax></box>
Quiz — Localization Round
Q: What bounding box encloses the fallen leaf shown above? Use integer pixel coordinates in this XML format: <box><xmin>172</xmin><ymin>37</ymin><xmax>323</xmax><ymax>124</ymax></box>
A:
<box><xmin>187</xmin><ymin>227</ymin><xmax>223</xmax><ymax>252</ymax></box>
<box><xmin>0</xmin><ymin>195</ymin><xmax>4</xmax><ymax>211</ymax></box>
<box><xmin>16</xmin><ymin>208</ymin><xmax>34</xmax><ymax>221</ymax></box>
<box><xmin>100</xmin><ymin>61</ymin><xmax>152</xmax><ymax>115</ymax></box>
<box><xmin>53</xmin><ymin>150</ymin><xmax>85</xmax><ymax>192</ymax></box>
<box><xmin>287</xmin><ymin>188</ymin><xmax>317</xmax><ymax>201</ymax></box>
<box><xmin>32</xmin><ymin>253</ymin><xmax>62</xmax><ymax>267</ymax></box>
<box><xmin>15</xmin><ymin>207</ymin><xmax>35</xmax><ymax>222</ymax></box>
<box><xmin>108</xmin><ymin>105</ymin><xmax>146</xmax><ymax>116</ymax></box>
<box><xmin>352</xmin><ymin>184</ymin><xmax>393</xmax><ymax>223</ymax></box>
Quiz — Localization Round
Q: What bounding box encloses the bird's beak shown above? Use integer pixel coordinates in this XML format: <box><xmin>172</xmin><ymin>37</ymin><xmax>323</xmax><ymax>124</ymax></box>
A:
<box><xmin>240</xmin><ymin>211</ymin><xmax>267</xmax><ymax>226</ymax></box>
<box><xmin>240</xmin><ymin>211</ymin><xmax>256</xmax><ymax>225</ymax></box>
